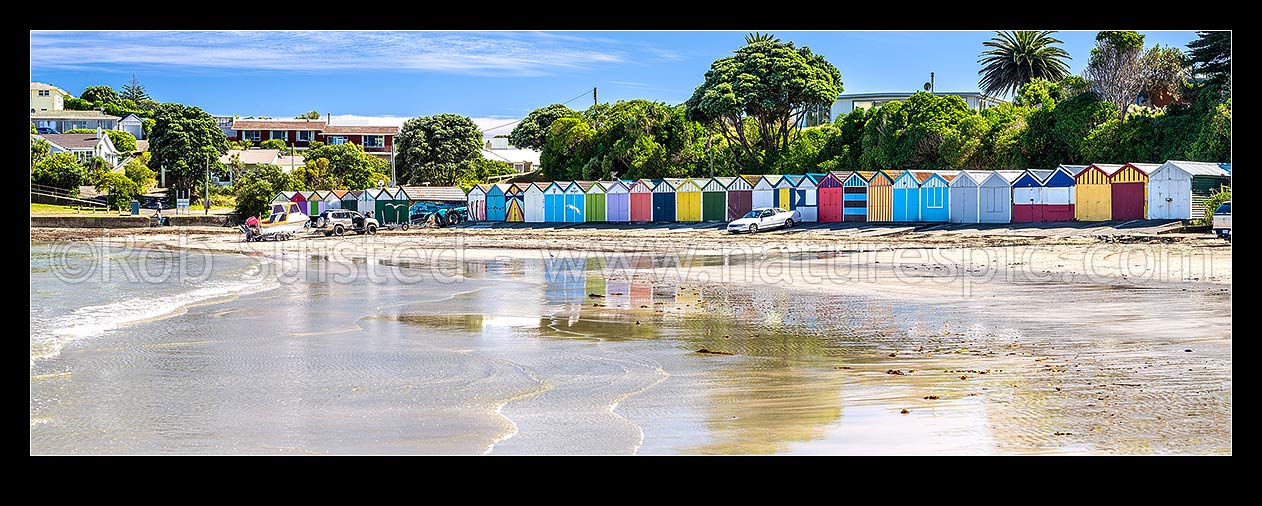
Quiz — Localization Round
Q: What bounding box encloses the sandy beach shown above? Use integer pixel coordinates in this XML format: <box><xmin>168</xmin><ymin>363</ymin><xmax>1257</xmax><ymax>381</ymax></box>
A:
<box><xmin>30</xmin><ymin>224</ymin><xmax>1232</xmax><ymax>454</ymax></box>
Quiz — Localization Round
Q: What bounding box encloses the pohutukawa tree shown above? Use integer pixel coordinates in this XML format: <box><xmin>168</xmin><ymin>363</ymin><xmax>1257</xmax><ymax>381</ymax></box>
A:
<box><xmin>684</xmin><ymin>33</ymin><xmax>842</xmax><ymax>170</ymax></box>
<box><xmin>977</xmin><ymin>31</ymin><xmax>1071</xmax><ymax>97</ymax></box>
<box><xmin>1085</xmin><ymin>31</ymin><xmax>1146</xmax><ymax>121</ymax></box>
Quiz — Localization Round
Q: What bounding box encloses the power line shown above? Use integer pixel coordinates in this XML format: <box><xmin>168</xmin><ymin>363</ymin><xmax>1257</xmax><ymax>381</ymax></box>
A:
<box><xmin>479</xmin><ymin>88</ymin><xmax>597</xmax><ymax>134</ymax></box>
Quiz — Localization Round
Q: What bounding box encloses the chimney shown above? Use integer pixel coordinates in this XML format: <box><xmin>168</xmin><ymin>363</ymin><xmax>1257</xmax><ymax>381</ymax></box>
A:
<box><xmin>326</xmin><ymin>112</ymin><xmax>330</xmax><ymax>125</ymax></box>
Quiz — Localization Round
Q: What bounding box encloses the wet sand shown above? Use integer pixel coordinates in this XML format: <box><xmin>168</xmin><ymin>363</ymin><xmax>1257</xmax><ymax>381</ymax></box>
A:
<box><xmin>30</xmin><ymin>227</ymin><xmax>1232</xmax><ymax>454</ymax></box>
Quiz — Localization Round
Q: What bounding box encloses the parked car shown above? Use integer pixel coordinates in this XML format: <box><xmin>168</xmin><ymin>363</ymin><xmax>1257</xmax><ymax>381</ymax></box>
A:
<box><xmin>311</xmin><ymin>209</ymin><xmax>378</xmax><ymax>236</ymax></box>
<box><xmin>35</xmin><ymin>127</ymin><xmax>59</xmax><ymax>135</ymax></box>
<box><xmin>1212</xmin><ymin>200</ymin><xmax>1231</xmax><ymax>241</ymax></box>
<box><xmin>727</xmin><ymin>207</ymin><xmax>801</xmax><ymax>234</ymax></box>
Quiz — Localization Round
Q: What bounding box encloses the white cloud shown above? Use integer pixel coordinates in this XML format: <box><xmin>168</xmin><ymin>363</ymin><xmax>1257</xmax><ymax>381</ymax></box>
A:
<box><xmin>29</xmin><ymin>31</ymin><xmax>647</xmax><ymax>76</ymax></box>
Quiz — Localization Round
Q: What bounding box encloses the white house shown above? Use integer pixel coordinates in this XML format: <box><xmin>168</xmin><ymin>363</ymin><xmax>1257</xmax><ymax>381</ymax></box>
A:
<box><xmin>118</xmin><ymin>113</ymin><xmax>145</xmax><ymax>140</ymax></box>
<box><xmin>832</xmin><ymin>91</ymin><xmax>1007</xmax><ymax>116</ymax></box>
<box><xmin>482</xmin><ymin>138</ymin><xmax>542</xmax><ymax>173</ymax></box>
<box><xmin>30</xmin><ymin>82</ymin><xmax>71</xmax><ymax>112</ymax></box>
<box><xmin>31</xmin><ymin>110</ymin><xmax>121</xmax><ymax>134</ymax></box>
<box><xmin>37</xmin><ymin>131</ymin><xmax>122</xmax><ymax>167</ymax></box>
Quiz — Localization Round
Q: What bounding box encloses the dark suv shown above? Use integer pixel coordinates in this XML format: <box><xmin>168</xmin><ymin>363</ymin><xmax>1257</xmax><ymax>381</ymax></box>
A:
<box><xmin>312</xmin><ymin>209</ymin><xmax>379</xmax><ymax>236</ymax></box>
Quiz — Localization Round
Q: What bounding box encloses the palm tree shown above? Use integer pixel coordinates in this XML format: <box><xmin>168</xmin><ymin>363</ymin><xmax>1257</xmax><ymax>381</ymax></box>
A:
<box><xmin>745</xmin><ymin>32</ymin><xmax>779</xmax><ymax>44</ymax></box>
<box><xmin>977</xmin><ymin>31</ymin><xmax>1072</xmax><ymax>97</ymax></box>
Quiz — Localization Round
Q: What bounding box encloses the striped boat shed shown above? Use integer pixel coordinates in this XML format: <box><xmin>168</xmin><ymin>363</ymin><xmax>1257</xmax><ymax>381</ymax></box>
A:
<box><xmin>521</xmin><ymin>182</ymin><xmax>545</xmax><ymax>223</ymax></box>
<box><xmin>701</xmin><ymin>177</ymin><xmax>730</xmax><ymax>221</ymax></box>
<box><xmin>651</xmin><ymin>179</ymin><xmax>678</xmax><ymax>222</ymax></box>
<box><xmin>564</xmin><ymin>181</ymin><xmax>589</xmax><ymax>222</ymax></box>
<box><xmin>726</xmin><ymin>176</ymin><xmax>755</xmax><ymax>220</ymax></box>
<box><xmin>752</xmin><ymin>175</ymin><xmax>780</xmax><ymax>210</ymax></box>
<box><xmin>794</xmin><ymin>173</ymin><xmax>824</xmax><ymax>222</ymax></box>
<box><xmin>917</xmin><ymin>171</ymin><xmax>953</xmax><ymax>222</ymax></box>
<box><xmin>604</xmin><ymin>180</ymin><xmax>630</xmax><ymax>222</ymax></box>
<box><xmin>675</xmin><ymin>178</ymin><xmax>703</xmax><ymax>222</ymax></box>
<box><xmin>466</xmin><ymin>184</ymin><xmax>487</xmax><ymax>222</ymax></box>
<box><xmin>1111</xmin><ymin>163</ymin><xmax>1156</xmax><ymax>220</ymax></box>
<box><xmin>585</xmin><ymin>181</ymin><xmax>607</xmax><ymax>222</ymax></box>
<box><xmin>862</xmin><ymin>171</ymin><xmax>894</xmax><ymax>222</ymax></box>
<box><xmin>629</xmin><ymin>179</ymin><xmax>654</xmax><ymax>222</ymax></box>
<box><xmin>1075</xmin><ymin>164</ymin><xmax>1121</xmax><ymax>221</ymax></box>
<box><xmin>842</xmin><ymin>171</ymin><xmax>869</xmax><ymax>222</ymax></box>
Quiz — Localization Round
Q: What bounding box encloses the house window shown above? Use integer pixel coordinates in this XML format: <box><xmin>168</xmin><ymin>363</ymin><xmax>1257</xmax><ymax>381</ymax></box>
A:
<box><xmin>38</xmin><ymin>90</ymin><xmax>50</xmax><ymax>96</ymax></box>
<box><xmin>328</xmin><ymin>136</ymin><xmax>348</xmax><ymax>145</ymax></box>
<box><xmin>362</xmin><ymin>135</ymin><xmax>384</xmax><ymax>148</ymax></box>
<box><xmin>242</xmin><ymin>130</ymin><xmax>261</xmax><ymax>141</ymax></box>
<box><xmin>852</xmin><ymin>101</ymin><xmax>874</xmax><ymax>110</ymax></box>
<box><xmin>513</xmin><ymin>163</ymin><xmax>524</xmax><ymax>172</ymax></box>
<box><xmin>270</xmin><ymin>130</ymin><xmax>287</xmax><ymax>141</ymax></box>
<box><xmin>295</xmin><ymin>130</ymin><xmax>313</xmax><ymax>142</ymax></box>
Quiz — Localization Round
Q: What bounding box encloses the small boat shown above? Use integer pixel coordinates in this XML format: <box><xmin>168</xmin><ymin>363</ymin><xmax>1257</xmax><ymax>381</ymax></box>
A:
<box><xmin>242</xmin><ymin>202</ymin><xmax>310</xmax><ymax>241</ymax></box>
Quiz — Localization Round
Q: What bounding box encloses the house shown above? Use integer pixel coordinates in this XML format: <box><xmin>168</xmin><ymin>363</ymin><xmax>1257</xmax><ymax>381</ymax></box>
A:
<box><xmin>483</xmin><ymin>138</ymin><xmax>542</xmax><ymax>173</ymax></box>
<box><xmin>219</xmin><ymin>149</ymin><xmax>305</xmax><ymax>172</ymax></box>
<box><xmin>31</xmin><ymin>110</ymin><xmax>120</xmax><ymax>134</ymax></box>
<box><xmin>230</xmin><ymin>119</ymin><xmax>326</xmax><ymax>147</ymax></box>
<box><xmin>320</xmin><ymin>124</ymin><xmax>398</xmax><ymax>156</ymax></box>
<box><xmin>118</xmin><ymin>114</ymin><xmax>145</xmax><ymax>140</ymax></box>
<box><xmin>211</xmin><ymin>115</ymin><xmax>236</xmax><ymax>138</ymax></box>
<box><xmin>833</xmin><ymin>91</ymin><xmax>1007</xmax><ymax>116</ymax></box>
<box><xmin>36</xmin><ymin>132</ymin><xmax>121</xmax><ymax>167</ymax></box>
<box><xmin>31</xmin><ymin>82</ymin><xmax>71</xmax><ymax>112</ymax></box>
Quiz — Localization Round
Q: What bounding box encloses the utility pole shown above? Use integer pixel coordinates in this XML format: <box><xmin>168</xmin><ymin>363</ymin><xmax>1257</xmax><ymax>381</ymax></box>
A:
<box><xmin>390</xmin><ymin>145</ymin><xmax>396</xmax><ymax>185</ymax></box>
<box><xmin>593</xmin><ymin>86</ymin><xmax>598</xmax><ymax>107</ymax></box>
<box><xmin>204</xmin><ymin>154</ymin><xmax>210</xmax><ymax>215</ymax></box>
<box><xmin>930</xmin><ymin>71</ymin><xmax>935</xmax><ymax>93</ymax></box>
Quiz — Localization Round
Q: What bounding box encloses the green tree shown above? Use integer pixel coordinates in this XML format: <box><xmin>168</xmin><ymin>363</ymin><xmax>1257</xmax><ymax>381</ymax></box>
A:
<box><xmin>31</xmin><ymin>138</ymin><xmax>50</xmax><ymax>167</ymax></box>
<box><xmin>1086</xmin><ymin>31</ymin><xmax>1146</xmax><ymax>121</ymax></box>
<box><xmin>31</xmin><ymin>122</ymin><xmax>36</xmax><ymax>134</ymax></box>
<box><xmin>94</xmin><ymin>172</ymin><xmax>141</xmax><ymax>209</ymax></box>
<box><xmin>295</xmin><ymin>110</ymin><xmax>321</xmax><ymax>119</ymax></box>
<box><xmin>148</xmin><ymin>103</ymin><xmax>229</xmax><ymax>203</ymax></box>
<box><xmin>1186</xmin><ymin>31</ymin><xmax>1231</xmax><ymax>94</ymax></box>
<box><xmin>302</xmin><ymin>142</ymin><xmax>389</xmax><ymax>190</ymax></box>
<box><xmin>64</xmin><ymin>128</ymin><xmax>137</xmax><ymax>152</ymax></box>
<box><xmin>977</xmin><ymin>31</ymin><xmax>1072</xmax><ymax>97</ymax></box>
<box><xmin>540</xmin><ymin>117</ymin><xmax>597</xmax><ymax>180</ymax></box>
<box><xmin>62</xmin><ymin>97</ymin><xmax>93</xmax><ymax>110</ymax></box>
<box><xmin>290</xmin><ymin>158</ymin><xmax>335</xmax><ymax>190</ymax></box>
<box><xmin>1018</xmin><ymin>86</ymin><xmax>1116</xmax><ymax>167</ymax></box>
<box><xmin>142</xmin><ymin>118</ymin><xmax>156</xmax><ymax>137</ymax></box>
<box><xmin>121</xmin><ymin>74</ymin><xmax>150</xmax><ymax>103</ymax></box>
<box><xmin>1190</xmin><ymin>98</ymin><xmax>1231</xmax><ymax>161</ymax></box>
<box><xmin>260</xmin><ymin>138</ymin><xmax>287</xmax><ymax>151</ymax></box>
<box><xmin>509</xmin><ymin>104</ymin><xmax>580</xmax><ymax>150</ymax></box>
<box><xmin>1139</xmin><ymin>45</ymin><xmax>1190</xmax><ymax>106</ymax></box>
<box><xmin>395</xmin><ymin>113</ymin><xmax>483</xmax><ymax>185</ymax></box>
<box><xmin>80</xmin><ymin>85</ymin><xmax>119</xmax><ymax>105</ymax></box>
<box><xmin>233</xmin><ymin>164</ymin><xmax>299</xmax><ymax>217</ymax></box>
<box><xmin>123</xmin><ymin>158</ymin><xmax>157</xmax><ymax>190</ymax></box>
<box><xmin>685</xmin><ymin>34</ymin><xmax>842</xmax><ymax>170</ymax></box>
<box><xmin>858</xmin><ymin>92</ymin><xmax>973</xmax><ymax>171</ymax></box>
<box><xmin>31</xmin><ymin>153</ymin><xmax>89</xmax><ymax>196</ymax></box>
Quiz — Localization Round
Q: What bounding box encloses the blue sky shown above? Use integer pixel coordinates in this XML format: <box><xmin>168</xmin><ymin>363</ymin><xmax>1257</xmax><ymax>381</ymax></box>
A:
<box><xmin>30</xmin><ymin>30</ymin><xmax>1200</xmax><ymax>134</ymax></box>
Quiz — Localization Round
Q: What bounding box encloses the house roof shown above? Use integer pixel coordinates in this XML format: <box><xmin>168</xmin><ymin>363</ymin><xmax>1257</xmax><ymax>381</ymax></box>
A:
<box><xmin>401</xmin><ymin>186</ymin><xmax>468</xmax><ymax>202</ymax></box>
<box><xmin>35</xmin><ymin>133</ymin><xmax>103</xmax><ymax>150</ymax></box>
<box><xmin>30</xmin><ymin>110</ymin><xmax>119</xmax><ymax>120</ymax></box>
<box><xmin>837</xmin><ymin>91</ymin><xmax>1007</xmax><ymax>103</ymax></box>
<box><xmin>275</xmin><ymin>154</ymin><xmax>306</xmax><ymax>168</ymax></box>
<box><xmin>482</xmin><ymin>147</ymin><xmax>541</xmax><ymax>166</ymax></box>
<box><xmin>1124</xmin><ymin>162</ymin><xmax>1160</xmax><ymax>175</ymax></box>
<box><xmin>910</xmin><ymin>171</ymin><xmax>936</xmax><ymax>183</ymax></box>
<box><xmin>220</xmin><ymin>148</ymin><xmax>283</xmax><ymax>165</ymax></box>
<box><xmin>31</xmin><ymin>82</ymin><xmax>71</xmax><ymax>96</ymax></box>
<box><xmin>135</xmin><ymin>140</ymin><xmax>149</xmax><ymax>152</ymax></box>
<box><xmin>1087</xmin><ymin>163</ymin><xmax>1125</xmax><ymax>175</ymax></box>
<box><xmin>231</xmin><ymin>119</ymin><xmax>326</xmax><ymax>131</ymax></box>
<box><xmin>1057</xmin><ymin>164</ymin><xmax>1090</xmax><ymax>175</ymax></box>
<box><xmin>320</xmin><ymin>125</ymin><xmax>399</xmax><ymax>135</ymax></box>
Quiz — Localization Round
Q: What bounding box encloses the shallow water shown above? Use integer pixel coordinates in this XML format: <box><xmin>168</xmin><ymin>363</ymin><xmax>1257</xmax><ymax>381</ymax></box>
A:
<box><xmin>30</xmin><ymin>242</ymin><xmax>1232</xmax><ymax>454</ymax></box>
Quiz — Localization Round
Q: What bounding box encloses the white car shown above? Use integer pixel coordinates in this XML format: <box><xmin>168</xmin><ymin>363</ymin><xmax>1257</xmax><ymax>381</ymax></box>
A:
<box><xmin>1212</xmin><ymin>200</ymin><xmax>1231</xmax><ymax>240</ymax></box>
<box><xmin>727</xmin><ymin>207</ymin><xmax>801</xmax><ymax>234</ymax></box>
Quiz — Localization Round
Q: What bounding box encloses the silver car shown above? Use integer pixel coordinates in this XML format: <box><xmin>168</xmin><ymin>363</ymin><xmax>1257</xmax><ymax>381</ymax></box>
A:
<box><xmin>727</xmin><ymin>207</ymin><xmax>802</xmax><ymax>234</ymax></box>
<box><xmin>1212</xmin><ymin>201</ymin><xmax>1231</xmax><ymax>241</ymax></box>
<box><xmin>312</xmin><ymin>209</ymin><xmax>379</xmax><ymax>236</ymax></box>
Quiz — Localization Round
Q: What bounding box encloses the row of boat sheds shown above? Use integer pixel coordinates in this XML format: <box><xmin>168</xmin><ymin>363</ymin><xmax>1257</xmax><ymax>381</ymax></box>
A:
<box><xmin>269</xmin><ymin>186</ymin><xmax>467</xmax><ymax>223</ymax></box>
<box><xmin>464</xmin><ymin>160</ymin><xmax>1230</xmax><ymax>224</ymax></box>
